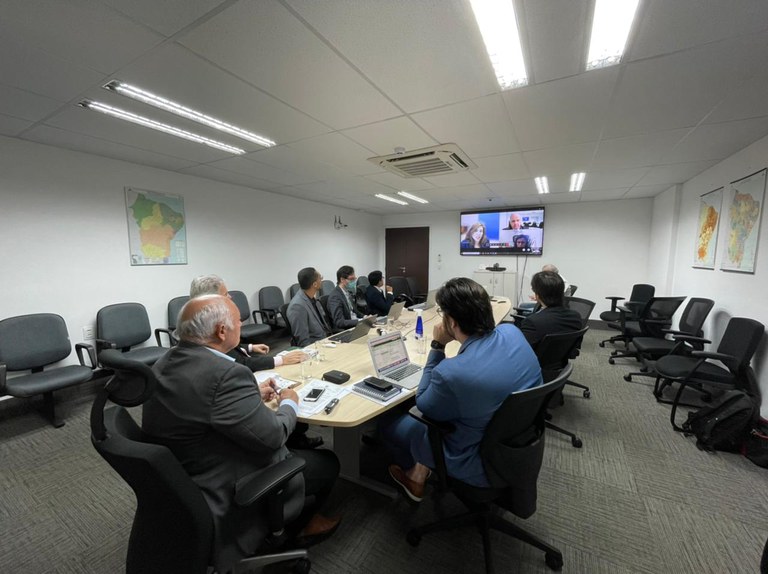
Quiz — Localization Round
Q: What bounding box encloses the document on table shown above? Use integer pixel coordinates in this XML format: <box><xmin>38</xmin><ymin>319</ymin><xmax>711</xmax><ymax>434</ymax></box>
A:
<box><xmin>296</xmin><ymin>379</ymin><xmax>351</xmax><ymax>417</ymax></box>
<box><xmin>254</xmin><ymin>371</ymin><xmax>298</xmax><ymax>391</ymax></box>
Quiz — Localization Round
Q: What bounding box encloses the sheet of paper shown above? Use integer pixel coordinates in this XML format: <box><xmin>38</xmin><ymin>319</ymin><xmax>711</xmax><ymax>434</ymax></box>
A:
<box><xmin>296</xmin><ymin>379</ymin><xmax>351</xmax><ymax>417</ymax></box>
<box><xmin>253</xmin><ymin>371</ymin><xmax>299</xmax><ymax>391</ymax></box>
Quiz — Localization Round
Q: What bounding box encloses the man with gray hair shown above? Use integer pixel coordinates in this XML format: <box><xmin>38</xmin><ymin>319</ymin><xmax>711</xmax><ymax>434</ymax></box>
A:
<box><xmin>143</xmin><ymin>295</ymin><xmax>341</xmax><ymax>570</ymax></box>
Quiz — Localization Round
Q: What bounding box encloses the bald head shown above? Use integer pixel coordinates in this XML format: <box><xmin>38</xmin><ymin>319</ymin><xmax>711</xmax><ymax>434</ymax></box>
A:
<box><xmin>176</xmin><ymin>294</ymin><xmax>239</xmax><ymax>350</ymax></box>
<box><xmin>541</xmin><ymin>264</ymin><xmax>559</xmax><ymax>274</ymax></box>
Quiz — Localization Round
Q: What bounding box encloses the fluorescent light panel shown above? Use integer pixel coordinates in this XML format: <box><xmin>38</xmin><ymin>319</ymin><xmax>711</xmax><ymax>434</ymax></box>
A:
<box><xmin>375</xmin><ymin>194</ymin><xmax>408</xmax><ymax>206</ymax></box>
<box><xmin>586</xmin><ymin>0</ymin><xmax>640</xmax><ymax>70</ymax></box>
<box><xmin>570</xmin><ymin>172</ymin><xmax>586</xmax><ymax>192</ymax></box>
<box><xmin>397</xmin><ymin>191</ymin><xmax>428</xmax><ymax>204</ymax></box>
<box><xmin>79</xmin><ymin>101</ymin><xmax>246</xmax><ymax>155</ymax></box>
<box><xmin>103</xmin><ymin>80</ymin><xmax>276</xmax><ymax>148</ymax></box>
<box><xmin>534</xmin><ymin>176</ymin><xmax>549</xmax><ymax>195</ymax></box>
<box><xmin>469</xmin><ymin>0</ymin><xmax>528</xmax><ymax>90</ymax></box>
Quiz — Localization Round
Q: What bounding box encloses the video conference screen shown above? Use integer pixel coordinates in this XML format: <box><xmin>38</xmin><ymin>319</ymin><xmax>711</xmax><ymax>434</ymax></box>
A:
<box><xmin>460</xmin><ymin>207</ymin><xmax>545</xmax><ymax>256</ymax></box>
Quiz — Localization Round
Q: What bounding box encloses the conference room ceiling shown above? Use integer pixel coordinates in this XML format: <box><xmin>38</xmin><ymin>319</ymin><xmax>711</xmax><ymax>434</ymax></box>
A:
<box><xmin>3</xmin><ymin>0</ymin><xmax>768</xmax><ymax>215</ymax></box>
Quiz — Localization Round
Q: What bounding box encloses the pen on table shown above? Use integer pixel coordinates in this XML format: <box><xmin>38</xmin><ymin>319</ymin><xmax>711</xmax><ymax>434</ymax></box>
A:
<box><xmin>324</xmin><ymin>398</ymin><xmax>339</xmax><ymax>414</ymax></box>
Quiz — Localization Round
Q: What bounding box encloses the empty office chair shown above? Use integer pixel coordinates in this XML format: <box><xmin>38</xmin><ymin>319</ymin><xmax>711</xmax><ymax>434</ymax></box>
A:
<box><xmin>653</xmin><ymin>317</ymin><xmax>764</xmax><ymax>431</ymax></box>
<box><xmin>563</xmin><ymin>297</ymin><xmax>597</xmax><ymax>398</ymax></box>
<box><xmin>0</xmin><ymin>313</ymin><xmax>96</xmax><ymax>427</ymax></box>
<box><xmin>279</xmin><ymin>303</ymin><xmax>297</xmax><ymax>347</ymax></box>
<box><xmin>255</xmin><ymin>286</ymin><xmax>286</xmax><ymax>330</ymax></box>
<box><xmin>599</xmin><ymin>284</ymin><xmax>655</xmax><ymax>347</ymax></box>
<box><xmin>605</xmin><ymin>296</ymin><xmax>686</xmax><ymax>361</ymax></box>
<box><xmin>91</xmin><ymin>351</ymin><xmax>309</xmax><ymax>574</ymax></box>
<box><xmin>622</xmin><ymin>298</ymin><xmax>714</xmax><ymax>383</ymax></box>
<box><xmin>405</xmin><ymin>367</ymin><xmax>570</xmax><ymax>574</ymax></box>
<box><xmin>388</xmin><ymin>276</ymin><xmax>414</xmax><ymax>306</ymax></box>
<box><xmin>155</xmin><ymin>295</ymin><xmax>189</xmax><ymax>347</ymax></box>
<box><xmin>405</xmin><ymin>276</ymin><xmax>426</xmax><ymax>304</ymax></box>
<box><xmin>289</xmin><ymin>283</ymin><xmax>301</xmax><ymax>300</ymax></box>
<box><xmin>96</xmin><ymin>302</ymin><xmax>168</xmax><ymax>366</ymax></box>
<box><xmin>320</xmin><ymin>280</ymin><xmax>335</xmax><ymax>298</ymax></box>
<box><xmin>354</xmin><ymin>285</ymin><xmax>370</xmax><ymax>315</ymax></box>
<box><xmin>228</xmin><ymin>290</ymin><xmax>271</xmax><ymax>344</ymax></box>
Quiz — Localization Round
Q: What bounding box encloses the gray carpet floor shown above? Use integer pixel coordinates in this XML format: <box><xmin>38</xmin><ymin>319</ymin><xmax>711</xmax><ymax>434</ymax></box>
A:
<box><xmin>1</xmin><ymin>328</ymin><xmax>767</xmax><ymax>573</ymax></box>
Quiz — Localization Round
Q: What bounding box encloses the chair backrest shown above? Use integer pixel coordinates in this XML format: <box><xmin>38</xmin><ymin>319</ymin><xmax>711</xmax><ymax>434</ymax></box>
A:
<box><xmin>534</xmin><ymin>328</ymin><xmax>589</xmax><ymax>375</ymax></box>
<box><xmin>480</xmin><ymin>365</ymin><xmax>572</xmax><ymax>518</ymax></box>
<box><xmin>259</xmin><ymin>286</ymin><xmax>285</xmax><ymax>311</ymax></box>
<box><xmin>167</xmin><ymin>296</ymin><xmax>190</xmax><ymax>330</ymax></box>
<box><xmin>0</xmin><ymin>313</ymin><xmax>72</xmax><ymax>371</ymax></box>
<box><xmin>289</xmin><ymin>283</ymin><xmax>301</xmax><ymax>299</ymax></box>
<box><xmin>228</xmin><ymin>291</ymin><xmax>251</xmax><ymax>322</ymax></box>
<box><xmin>716</xmin><ymin>317</ymin><xmax>765</xmax><ymax>374</ymax></box>
<box><xmin>320</xmin><ymin>280</ymin><xmax>335</xmax><ymax>298</ymax></box>
<box><xmin>356</xmin><ymin>275</ymin><xmax>369</xmax><ymax>288</ymax></box>
<box><xmin>97</xmin><ymin>303</ymin><xmax>152</xmax><ymax>349</ymax></box>
<box><xmin>629</xmin><ymin>283</ymin><xmax>655</xmax><ymax>304</ymax></box>
<box><xmin>405</xmin><ymin>276</ymin><xmax>420</xmax><ymax>297</ymax></box>
<box><xmin>638</xmin><ymin>296</ymin><xmax>686</xmax><ymax>338</ymax></box>
<box><xmin>388</xmin><ymin>276</ymin><xmax>409</xmax><ymax>298</ymax></box>
<box><xmin>677</xmin><ymin>298</ymin><xmax>715</xmax><ymax>341</ymax></box>
<box><xmin>319</xmin><ymin>294</ymin><xmax>331</xmax><ymax>319</ymax></box>
<box><xmin>564</xmin><ymin>297</ymin><xmax>595</xmax><ymax>328</ymax></box>
<box><xmin>355</xmin><ymin>286</ymin><xmax>370</xmax><ymax>315</ymax></box>
<box><xmin>279</xmin><ymin>303</ymin><xmax>296</xmax><ymax>346</ymax></box>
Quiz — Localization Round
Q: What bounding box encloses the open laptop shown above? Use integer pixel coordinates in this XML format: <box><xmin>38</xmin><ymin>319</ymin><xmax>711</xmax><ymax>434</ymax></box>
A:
<box><xmin>409</xmin><ymin>289</ymin><xmax>438</xmax><ymax>311</ymax></box>
<box><xmin>376</xmin><ymin>301</ymin><xmax>405</xmax><ymax>325</ymax></box>
<box><xmin>367</xmin><ymin>331</ymin><xmax>424</xmax><ymax>389</ymax></box>
<box><xmin>328</xmin><ymin>317</ymin><xmax>375</xmax><ymax>343</ymax></box>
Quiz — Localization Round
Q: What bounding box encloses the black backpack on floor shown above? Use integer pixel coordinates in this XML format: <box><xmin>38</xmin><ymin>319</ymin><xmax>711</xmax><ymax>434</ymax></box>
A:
<box><xmin>681</xmin><ymin>390</ymin><xmax>758</xmax><ymax>452</ymax></box>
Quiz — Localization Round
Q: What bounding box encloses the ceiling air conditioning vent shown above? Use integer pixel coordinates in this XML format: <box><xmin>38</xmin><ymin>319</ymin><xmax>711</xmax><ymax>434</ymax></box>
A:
<box><xmin>368</xmin><ymin>143</ymin><xmax>476</xmax><ymax>178</ymax></box>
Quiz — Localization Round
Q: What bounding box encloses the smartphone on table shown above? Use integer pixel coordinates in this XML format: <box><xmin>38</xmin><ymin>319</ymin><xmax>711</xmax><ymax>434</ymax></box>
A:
<box><xmin>304</xmin><ymin>388</ymin><xmax>325</xmax><ymax>402</ymax></box>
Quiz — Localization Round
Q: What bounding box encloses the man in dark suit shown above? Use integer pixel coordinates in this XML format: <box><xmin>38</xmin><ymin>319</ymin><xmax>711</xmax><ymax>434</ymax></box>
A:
<box><xmin>519</xmin><ymin>270</ymin><xmax>582</xmax><ymax>349</ymax></box>
<box><xmin>327</xmin><ymin>265</ymin><xmax>372</xmax><ymax>330</ymax></box>
<box><xmin>143</xmin><ymin>295</ymin><xmax>340</xmax><ymax>572</ymax></box>
<box><xmin>365</xmin><ymin>270</ymin><xmax>395</xmax><ymax>316</ymax></box>
<box><xmin>287</xmin><ymin>267</ymin><xmax>333</xmax><ymax>347</ymax></box>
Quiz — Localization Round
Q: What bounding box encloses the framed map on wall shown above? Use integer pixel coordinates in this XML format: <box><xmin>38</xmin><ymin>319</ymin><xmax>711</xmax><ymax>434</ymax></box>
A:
<box><xmin>125</xmin><ymin>187</ymin><xmax>188</xmax><ymax>266</ymax></box>
<box><xmin>693</xmin><ymin>187</ymin><xmax>723</xmax><ymax>269</ymax></box>
<box><xmin>720</xmin><ymin>169</ymin><xmax>765</xmax><ymax>274</ymax></box>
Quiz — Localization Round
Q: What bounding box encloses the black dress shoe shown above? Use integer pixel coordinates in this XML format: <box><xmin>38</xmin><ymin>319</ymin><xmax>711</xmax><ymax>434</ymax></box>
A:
<box><xmin>286</xmin><ymin>434</ymin><xmax>324</xmax><ymax>449</ymax></box>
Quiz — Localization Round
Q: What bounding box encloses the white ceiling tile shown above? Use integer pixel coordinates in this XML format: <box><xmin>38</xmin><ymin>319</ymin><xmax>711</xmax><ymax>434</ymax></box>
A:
<box><xmin>179</xmin><ymin>0</ymin><xmax>401</xmax><ymax>129</ymax></box>
<box><xmin>522</xmin><ymin>141</ymin><xmax>597</xmax><ymax>177</ymax></box>
<box><xmin>487</xmin><ymin>179</ymin><xmax>539</xmax><ymax>197</ymax></box>
<box><xmin>286</xmin><ymin>133</ymin><xmax>382</xmax><ymax>176</ymax></box>
<box><xmin>364</xmin><ymin>172</ymin><xmax>436</xmax><ymax>192</ymax></box>
<box><xmin>101</xmin><ymin>0</ymin><xmax>227</xmax><ymax>37</ymax></box>
<box><xmin>244</xmin><ymin>146</ymin><xmax>348</xmax><ymax>182</ymax></box>
<box><xmin>413</xmin><ymin>95</ymin><xmax>521</xmax><ymax>159</ymax></box>
<box><xmin>0</xmin><ymin>113</ymin><xmax>33</xmax><ymax>136</ymax></box>
<box><xmin>413</xmin><ymin>184</ymin><xmax>492</xmax><ymax>202</ymax></box>
<box><xmin>472</xmin><ymin>154</ymin><xmax>529</xmax><ymax>183</ymax></box>
<box><xmin>664</xmin><ymin>117</ymin><xmax>768</xmax><ymax>164</ymax></box>
<box><xmin>207</xmin><ymin>156</ymin><xmax>318</xmax><ymax>187</ymax></box>
<box><xmin>342</xmin><ymin>117</ymin><xmax>437</xmax><ymax>156</ymax></box>
<box><xmin>636</xmin><ymin>160</ymin><xmax>718</xmax><ymax>187</ymax></box>
<box><xmin>285</xmin><ymin>0</ymin><xmax>498</xmax><ymax>112</ymax></box>
<box><xmin>178</xmin><ymin>164</ymin><xmax>284</xmax><ymax>191</ymax></box>
<box><xmin>492</xmin><ymin>193</ymin><xmax>542</xmax><ymax>207</ymax></box>
<box><xmin>578</xmin><ymin>189</ymin><xmax>629</xmax><ymax>202</ymax></box>
<box><xmin>541</xmin><ymin>192</ymin><xmax>584</xmax><ymax>203</ymax></box>
<box><xmin>0</xmin><ymin>0</ymin><xmax>162</xmax><ymax>73</ymax></box>
<box><xmin>706</xmin><ymin>66</ymin><xmax>768</xmax><ymax>124</ymax></box>
<box><xmin>623</xmin><ymin>184</ymin><xmax>672</xmax><ymax>198</ymax></box>
<box><xmin>581</xmin><ymin>168</ymin><xmax>648</xmax><ymax>191</ymax></box>
<box><xmin>425</xmin><ymin>171</ymin><xmax>483</xmax><ymax>188</ymax></box>
<box><xmin>592</xmin><ymin>129</ymin><xmax>689</xmax><ymax>170</ymax></box>
<box><xmin>0</xmin><ymin>85</ymin><xmax>63</xmax><ymax>123</ymax></box>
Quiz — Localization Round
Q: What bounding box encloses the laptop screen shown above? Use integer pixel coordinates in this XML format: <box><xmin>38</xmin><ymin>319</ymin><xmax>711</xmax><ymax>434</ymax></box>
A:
<box><xmin>369</xmin><ymin>332</ymin><xmax>409</xmax><ymax>373</ymax></box>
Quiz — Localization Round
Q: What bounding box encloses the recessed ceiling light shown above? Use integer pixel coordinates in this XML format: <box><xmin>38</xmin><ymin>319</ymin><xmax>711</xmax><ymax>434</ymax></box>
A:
<box><xmin>396</xmin><ymin>191</ymin><xmax>429</xmax><ymax>204</ymax></box>
<box><xmin>570</xmin><ymin>172</ymin><xmax>586</xmax><ymax>192</ymax></box>
<box><xmin>375</xmin><ymin>193</ymin><xmax>408</xmax><ymax>206</ymax></box>
<box><xmin>534</xmin><ymin>176</ymin><xmax>549</xmax><ymax>195</ymax></box>
<box><xmin>78</xmin><ymin>101</ymin><xmax>246</xmax><ymax>155</ymax></box>
<box><xmin>586</xmin><ymin>0</ymin><xmax>640</xmax><ymax>70</ymax></box>
<box><xmin>469</xmin><ymin>0</ymin><xmax>528</xmax><ymax>90</ymax></box>
<box><xmin>103</xmin><ymin>80</ymin><xmax>276</xmax><ymax>148</ymax></box>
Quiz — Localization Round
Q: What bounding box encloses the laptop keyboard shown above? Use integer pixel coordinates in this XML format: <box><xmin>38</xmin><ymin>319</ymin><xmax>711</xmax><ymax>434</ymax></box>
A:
<box><xmin>388</xmin><ymin>363</ymin><xmax>421</xmax><ymax>381</ymax></box>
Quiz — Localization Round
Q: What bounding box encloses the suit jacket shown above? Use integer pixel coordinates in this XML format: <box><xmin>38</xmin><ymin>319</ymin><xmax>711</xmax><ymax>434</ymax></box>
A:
<box><xmin>143</xmin><ymin>342</ymin><xmax>301</xmax><ymax>571</ymax></box>
<box><xmin>327</xmin><ymin>285</ymin><xmax>360</xmax><ymax>329</ymax></box>
<box><xmin>365</xmin><ymin>284</ymin><xmax>394</xmax><ymax>316</ymax></box>
<box><xmin>415</xmin><ymin>324</ymin><xmax>542</xmax><ymax>487</ymax></box>
<box><xmin>286</xmin><ymin>290</ymin><xmax>331</xmax><ymax>347</ymax></box>
<box><xmin>520</xmin><ymin>305</ymin><xmax>583</xmax><ymax>349</ymax></box>
<box><xmin>229</xmin><ymin>346</ymin><xmax>275</xmax><ymax>371</ymax></box>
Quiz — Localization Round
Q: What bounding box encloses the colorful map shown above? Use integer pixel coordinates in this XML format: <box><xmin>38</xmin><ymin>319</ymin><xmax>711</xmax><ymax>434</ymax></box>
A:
<box><xmin>721</xmin><ymin>170</ymin><xmax>765</xmax><ymax>273</ymax></box>
<box><xmin>125</xmin><ymin>188</ymin><xmax>187</xmax><ymax>265</ymax></box>
<box><xmin>693</xmin><ymin>188</ymin><xmax>722</xmax><ymax>269</ymax></box>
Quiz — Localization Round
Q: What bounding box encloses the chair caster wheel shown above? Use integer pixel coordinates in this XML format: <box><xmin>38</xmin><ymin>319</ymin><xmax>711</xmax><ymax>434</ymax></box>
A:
<box><xmin>583</xmin><ymin>390</ymin><xmax>591</xmax><ymax>398</ymax></box>
<box><xmin>572</xmin><ymin>437</ymin><xmax>583</xmax><ymax>448</ymax></box>
<box><xmin>406</xmin><ymin>531</ymin><xmax>421</xmax><ymax>547</ymax></box>
<box><xmin>545</xmin><ymin>552</ymin><xmax>564</xmax><ymax>571</ymax></box>
<box><xmin>599</xmin><ymin>342</ymin><xmax>605</xmax><ymax>348</ymax></box>
<box><xmin>293</xmin><ymin>558</ymin><xmax>311</xmax><ymax>574</ymax></box>
<box><xmin>610</xmin><ymin>350</ymin><xmax>618</xmax><ymax>357</ymax></box>
<box><xmin>623</xmin><ymin>374</ymin><xmax>632</xmax><ymax>382</ymax></box>
<box><xmin>608</xmin><ymin>358</ymin><xmax>615</xmax><ymax>365</ymax></box>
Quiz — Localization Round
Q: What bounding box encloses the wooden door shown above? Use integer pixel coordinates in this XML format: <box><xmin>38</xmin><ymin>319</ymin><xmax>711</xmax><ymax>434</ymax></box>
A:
<box><xmin>385</xmin><ymin>227</ymin><xmax>429</xmax><ymax>294</ymax></box>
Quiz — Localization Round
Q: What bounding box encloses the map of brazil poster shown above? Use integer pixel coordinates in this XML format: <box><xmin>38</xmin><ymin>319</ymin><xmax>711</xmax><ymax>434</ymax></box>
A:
<box><xmin>693</xmin><ymin>187</ymin><xmax>723</xmax><ymax>269</ymax></box>
<box><xmin>721</xmin><ymin>169</ymin><xmax>765</xmax><ymax>274</ymax></box>
<box><xmin>125</xmin><ymin>187</ymin><xmax>187</xmax><ymax>266</ymax></box>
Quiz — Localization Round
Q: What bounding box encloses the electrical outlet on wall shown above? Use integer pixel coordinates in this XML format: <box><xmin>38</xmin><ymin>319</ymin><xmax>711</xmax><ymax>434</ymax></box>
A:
<box><xmin>82</xmin><ymin>326</ymin><xmax>95</xmax><ymax>340</ymax></box>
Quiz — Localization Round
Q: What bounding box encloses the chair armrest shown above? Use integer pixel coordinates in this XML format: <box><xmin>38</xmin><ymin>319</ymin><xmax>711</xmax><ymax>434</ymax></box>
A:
<box><xmin>605</xmin><ymin>296</ymin><xmax>625</xmax><ymax>312</ymax></box>
<box><xmin>662</xmin><ymin>329</ymin><xmax>687</xmax><ymax>336</ymax></box>
<box><xmin>0</xmin><ymin>363</ymin><xmax>6</xmax><ymax>395</ymax></box>
<box><xmin>253</xmin><ymin>309</ymin><xmax>277</xmax><ymax>323</ymax></box>
<box><xmin>671</xmin><ymin>334</ymin><xmax>711</xmax><ymax>345</ymax></box>
<box><xmin>409</xmin><ymin>406</ymin><xmax>455</xmax><ymax>435</ymax></box>
<box><xmin>75</xmin><ymin>343</ymin><xmax>97</xmax><ymax>369</ymax></box>
<box><xmin>643</xmin><ymin>319</ymin><xmax>672</xmax><ymax>325</ymax></box>
<box><xmin>690</xmin><ymin>350</ymin><xmax>736</xmax><ymax>363</ymax></box>
<box><xmin>154</xmin><ymin>328</ymin><xmax>177</xmax><ymax>347</ymax></box>
<box><xmin>95</xmin><ymin>339</ymin><xmax>117</xmax><ymax>353</ymax></box>
<box><xmin>234</xmin><ymin>456</ymin><xmax>306</xmax><ymax>507</ymax></box>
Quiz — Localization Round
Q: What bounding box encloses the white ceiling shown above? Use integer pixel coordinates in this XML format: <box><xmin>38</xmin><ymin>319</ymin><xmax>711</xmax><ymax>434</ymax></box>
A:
<box><xmin>3</xmin><ymin>0</ymin><xmax>768</xmax><ymax>215</ymax></box>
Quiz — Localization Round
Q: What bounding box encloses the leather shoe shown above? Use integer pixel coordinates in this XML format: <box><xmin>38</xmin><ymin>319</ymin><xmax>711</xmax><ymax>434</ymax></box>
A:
<box><xmin>294</xmin><ymin>513</ymin><xmax>341</xmax><ymax>547</ymax></box>
<box><xmin>388</xmin><ymin>464</ymin><xmax>425</xmax><ymax>502</ymax></box>
<box><xmin>286</xmin><ymin>434</ymin><xmax>324</xmax><ymax>450</ymax></box>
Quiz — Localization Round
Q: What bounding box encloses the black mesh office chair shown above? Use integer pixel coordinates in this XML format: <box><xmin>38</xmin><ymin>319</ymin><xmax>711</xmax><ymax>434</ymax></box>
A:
<box><xmin>228</xmin><ymin>291</ymin><xmax>271</xmax><ymax>344</ymax></box>
<box><xmin>255</xmin><ymin>286</ymin><xmax>286</xmax><ymax>330</ymax></box>
<box><xmin>96</xmin><ymin>302</ymin><xmax>168</xmax><ymax>366</ymax></box>
<box><xmin>388</xmin><ymin>276</ymin><xmax>414</xmax><ymax>306</ymax></box>
<box><xmin>155</xmin><ymin>295</ymin><xmax>189</xmax><ymax>347</ymax></box>
<box><xmin>356</xmin><ymin>275</ymin><xmax>369</xmax><ymax>289</ymax></box>
<box><xmin>405</xmin><ymin>367</ymin><xmax>570</xmax><ymax>574</ymax></box>
<box><xmin>653</xmin><ymin>317</ymin><xmax>764</xmax><ymax>431</ymax></box>
<box><xmin>0</xmin><ymin>313</ymin><xmax>96</xmax><ymax>427</ymax></box>
<box><xmin>91</xmin><ymin>350</ymin><xmax>310</xmax><ymax>574</ymax></box>
<box><xmin>405</xmin><ymin>277</ymin><xmax>426</xmax><ymax>304</ymax></box>
<box><xmin>319</xmin><ymin>280</ymin><xmax>334</xmax><ymax>298</ymax></box>
<box><xmin>354</xmin><ymin>285</ymin><xmax>370</xmax><ymax>315</ymax></box>
<box><xmin>599</xmin><ymin>284</ymin><xmax>655</xmax><ymax>347</ymax></box>
<box><xmin>605</xmin><ymin>296</ymin><xmax>686</xmax><ymax>362</ymax></box>
<box><xmin>563</xmin><ymin>297</ymin><xmax>597</xmax><ymax>398</ymax></box>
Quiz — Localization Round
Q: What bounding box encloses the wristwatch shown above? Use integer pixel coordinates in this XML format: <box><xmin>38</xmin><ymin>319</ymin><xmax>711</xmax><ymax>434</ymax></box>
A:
<box><xmin>431</xmin><ymin>340</ymin><xmax>446</xmax><ymax>351</ymax></box>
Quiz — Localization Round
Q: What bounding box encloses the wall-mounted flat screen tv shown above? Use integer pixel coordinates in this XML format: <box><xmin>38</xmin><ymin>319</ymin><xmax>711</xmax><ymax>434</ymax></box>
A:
<box><xmin>460</xmin><ymin>206</ymin><xmax>545</xmax><ymax>256</ymax></box>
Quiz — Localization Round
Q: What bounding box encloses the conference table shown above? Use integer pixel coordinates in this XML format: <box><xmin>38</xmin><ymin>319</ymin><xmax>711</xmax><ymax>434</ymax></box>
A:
<box><xmin>275</xmin><ymin>297</ymin><xmax>512</xmax><ymax>496</ymax></box>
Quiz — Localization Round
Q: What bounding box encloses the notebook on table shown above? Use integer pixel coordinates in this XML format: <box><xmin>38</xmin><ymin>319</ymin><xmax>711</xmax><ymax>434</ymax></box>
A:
<box><xmin>375</xmin><ymin>301</ymin><xmax>405</xmax><ymax>325</ymax></box>
<box><xmin>367</xmin><ymin>331</ymin><xmax>424</xmax><ymax>390</ymax></box>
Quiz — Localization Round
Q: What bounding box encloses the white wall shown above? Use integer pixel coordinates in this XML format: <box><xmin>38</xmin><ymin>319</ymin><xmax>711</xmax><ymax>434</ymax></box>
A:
<box><xmin>658</xmin><ymin>133</ymin><xmax>768</xmax><ymax>416</ymax></box>
<box><xmin>647</xmin><ymin>184</ymin><xmax>681</xmax><ymax>293</ymax></box>
<box><xmin>0</xmin><ymin>136</ymin><xmax>383</xmax><ymax>369</ymax></box>
<box><xmin>382</xmin><ymin>198</ymin><xmax>654</xmax><ymax>313</ymax></box>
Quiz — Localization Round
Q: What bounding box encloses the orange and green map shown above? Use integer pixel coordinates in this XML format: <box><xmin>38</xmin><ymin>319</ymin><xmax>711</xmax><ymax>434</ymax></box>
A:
<box><xmin>725</xmin><ymin>192</ymin><xmax>761</xmax><ymax>270</ymax></box>
<box><xmin>126</xmin><ymin>190</ymin><xmax>186</xmax><ymax>264</ymax></box>
<box><xmin>695</xmin><ymin>204</ymin><xmax>719</xmax><ymax>265</ymax></box>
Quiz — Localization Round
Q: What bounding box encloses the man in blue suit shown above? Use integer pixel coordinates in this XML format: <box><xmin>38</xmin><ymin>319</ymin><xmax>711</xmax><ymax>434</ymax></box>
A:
<box><xmin>382</xmin><ymin>277</ymin><xmax>542</xmax><ymax>501</ymax></box>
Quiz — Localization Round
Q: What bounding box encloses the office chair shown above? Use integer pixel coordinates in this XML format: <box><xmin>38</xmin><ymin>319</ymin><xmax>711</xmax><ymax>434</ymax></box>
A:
<box><xmin>279</xmin><ymin>303</ymin><xmax>298</xmax><ymax>347</ymax></box>
<box><xmin>405</xmin><ymin>366</ymin><xmax>570</xmax><ymax>574</ymax></box>
<box><xmin>96</xmin><ymin>302</ymin><xmax>168</xmax><ymax>366</ymax></box>
<box><xmin>599</xmin><ymin>284</ymin><xmax>655</xmax><ymax>347</ymax></box>
<box><xmin>155</xmin><ymin>295</ymin><xmax>189</xmax><ymax>347</ymax></box>
<box><xmin>228</xmin><ymin>290</ymin><xmax>272</xmax><ymax>344</ymax></box>
<box><xmin>563</xmin><ymin>297</ymin><xmax>597</xmax><ymax>398</ymax></box>
<box><xmin>405</xmin><ymin>276</ymin><xmax>426</xmax><ymax>304</ymax></box>
<box><xmin>320</xmin><ymin>280</ymin><xmax>335</xmax><ymax>298</ymax></box>
<box><xmin>653</xmin><ymin>317</ymin><xmax>764</xmax><ymax>431</ymax></box>
<box><xmin>621</xmin><ymin>298</ymin><xmax>714</xmax><ymax>383</ymax></box>
<box><xmin>356</xmin><ymin>275</ymin><xmax>369</xmax><ymax>289</ymax></box>
<box><xmin>604</xmin><ymin>296</ymin><xmax>686</xmax><ymax>361</ymax></box>
<box><xmin>354</xmin><ymin>285</ymin><xmax>370</xmax><ymax>315</ymax></box>
<box><xmin>255</xmin><ymin>286</ymin><xmax>286</xmax><ymax>330</ymax></box>
<box><xmin>91</xmin><ymin>350</ymin><xmax>310</xmax><ymax>574</ymax></box>
<box><xmin>289</xmin><ymin>283</ymin><xmax>301</xmax><ymax>300</ymax></box>
<box><xmin>388</xmin><ymin>276</ymin><xmax>414</xmax><ymax>306</ymax></box>
<box><xmin>0</xmin><ymin>313</ymin><xmax>96</xmax><ymax>427</ymax></box>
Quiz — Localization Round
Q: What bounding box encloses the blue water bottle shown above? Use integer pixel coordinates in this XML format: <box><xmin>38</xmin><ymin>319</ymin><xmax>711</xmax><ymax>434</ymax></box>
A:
<box><xmin>415</xmin><ymin>309</ymin><xmax>425</xmax><ymax>354</ymax></box>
